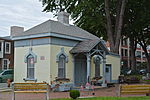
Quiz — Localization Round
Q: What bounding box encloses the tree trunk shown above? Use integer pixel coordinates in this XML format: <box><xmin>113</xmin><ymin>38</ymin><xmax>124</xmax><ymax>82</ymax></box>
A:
<box><xmin>104</xmin><ymin>0</ymin><xmax>115</xmax><ymax>52</ymax></box>
<box><xmin>146</xmin><ymin>56</ymin><xmax>150</xmax><ymax>73</ymax></box>
<box><xmin>142</xmin><ymin>47</ymin><xmax>150</xmax><ymax>72</ymax></box>
<box><xmin>144</xmin><ymin>51</ymin><xmax>150</xmax><ymax>73</ymax></box>
<box><xmin>114</xmin><ymin>0</ymin><xmax>127</xmax><ymax>54</ymax></box>
<box><xmin>139</xmin><ymin>41</ymin><xmax>150</xmax><ymax>72</ymax></box>
<box><xmin>130</xmin><ymin>37</ymin><xmax>137</xmax><ymax>71</ymax></box>
<box><xmin>104</xmin><ymin>0</ymin><xmax>127</xmax><ymax>54</ymax></box>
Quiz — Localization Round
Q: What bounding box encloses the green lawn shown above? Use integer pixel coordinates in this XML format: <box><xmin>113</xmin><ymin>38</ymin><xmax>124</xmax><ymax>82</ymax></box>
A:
<box><xmin>52</xmin><ymin>96</ymin><xmax>150</xmax><ymax>100</ymax></box>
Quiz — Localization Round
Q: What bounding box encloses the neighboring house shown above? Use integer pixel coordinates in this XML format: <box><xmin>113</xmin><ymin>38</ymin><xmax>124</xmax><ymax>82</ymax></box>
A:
<box><xmin>12</xmin><ymin>12</ymin><xmax>120</xmax><ymax>87</ymax></box>
<box><xmin>106</xmin><ymin>38</ymin><xmax>150</xmax><ymax>69</ymax></box>
<box><xmin>0</xmin><ymin>37</ymin><xmax>14</xmax><ymax>71</ymax></box>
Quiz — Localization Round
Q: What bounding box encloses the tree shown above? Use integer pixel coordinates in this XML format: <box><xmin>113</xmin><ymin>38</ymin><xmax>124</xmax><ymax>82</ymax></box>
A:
<box><xmin>123</xmin><ymin>0</ymin><xmax>150</xmax><ymax>72</ymax></box>
<box><xmin>138</xmin><ymin>28</ymin><xmax>150</xmax><ymax>72</ymax></box>
<box><xmin>40</xmin><ymin>0</ymin><xmax>128</xmax><ymax>54</ymax></box>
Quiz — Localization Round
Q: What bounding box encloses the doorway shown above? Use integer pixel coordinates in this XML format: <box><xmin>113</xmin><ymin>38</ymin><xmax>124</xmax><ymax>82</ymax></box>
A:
<box><xmin>74</xmin><ymin>55</ymin><xmax>87</xmax><ymax>86</ymax></box>
<box><xmin>105</xmin><ymin>64</ymin><xmax>112</xmax><ymax>83</ymax></box>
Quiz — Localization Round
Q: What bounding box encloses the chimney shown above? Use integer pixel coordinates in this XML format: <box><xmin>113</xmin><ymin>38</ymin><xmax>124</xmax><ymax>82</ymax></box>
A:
<box><xmin>10</xmin><ymin>26</ymin><xmax>24</xmax><ymax>36</ymax></box>
<box><xmin>57</xmin><ymin>11</ymin><xmax>69</xmax><ymax>24</ymax></box>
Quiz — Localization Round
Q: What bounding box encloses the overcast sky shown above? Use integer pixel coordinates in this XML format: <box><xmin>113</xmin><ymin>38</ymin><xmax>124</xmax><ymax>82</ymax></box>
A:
<box><xmin>0</xmin><ymin>0</ymin><xmax>57</xmax><ymax>37</ymax></box>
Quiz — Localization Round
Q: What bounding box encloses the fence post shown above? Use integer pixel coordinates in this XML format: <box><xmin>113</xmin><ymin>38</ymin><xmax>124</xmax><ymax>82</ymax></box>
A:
<box><xmin>46</xmin><ymin>84</ymin><xmax>50</xmax><ymax>100</ymax></box>
<box><xmin>118</xmin><ymin>84</ymin><xmax>121</xmax><ymax>97</ymax></box>
<box><xmin>12</xmin><ymin>83</ymin><xmax>15</xmax><ymax>100</ymax></box>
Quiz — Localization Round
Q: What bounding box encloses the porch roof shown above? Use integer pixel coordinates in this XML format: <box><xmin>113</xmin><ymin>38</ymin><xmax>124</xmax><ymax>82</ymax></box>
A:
<box><xmin>70</xmin><ymin>39</ymin><xmax>109</xmax><ymax>54</ymax></box>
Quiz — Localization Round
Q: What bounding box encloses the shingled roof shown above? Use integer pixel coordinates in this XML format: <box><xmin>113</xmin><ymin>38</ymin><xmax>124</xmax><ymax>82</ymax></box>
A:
<box><xmin>0</xmin><ymin>36</ymin><xmax>11</xmax><ymax>40</ymax></box>
<box><xmin>14</xmin><ymin>19</ymin><xmax>99</xmax><ymax>40</ymax></box>
<box><xmin>70</xmin><ymin>39</ymin><xmax>109</xmax><ymax>54</ymax></box>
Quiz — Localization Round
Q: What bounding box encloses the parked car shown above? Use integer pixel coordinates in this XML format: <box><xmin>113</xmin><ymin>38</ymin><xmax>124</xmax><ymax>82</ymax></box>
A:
<box><xmin>126</xmin><ymin>70</ymin><xmax>141</xmax><ymax>75</ymax></box>
<box><xmin>139</xmin><ymin>69</ymin><xmax>147</xmax><ymax>75</ymax></box>
<box><xmin>0</xmin><ymin>69</ymin><xmax>13</xmax><ymax>83</ymax></box>
<box><xmin>121</xmin><ymin>69</ymin><xmax>130</xmax><ymax>75</ymax></box>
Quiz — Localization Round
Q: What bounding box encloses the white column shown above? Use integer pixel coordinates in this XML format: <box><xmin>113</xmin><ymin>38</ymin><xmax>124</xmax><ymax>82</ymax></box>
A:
<box><xmin>86</xmin><ymin>54</ymin><xmax>91</xmax><ymax>83</ymax></box>
<box><xmin>140</xmin><ymin>46</ymin><xmax>143</xmax><ymax>66</ymax></box>
<box><xmin>102</xmin><ymin>52</ymin><xmax>107</xmax><ymax>87</ymax></box>
<box><xmin>72</xmin><ymin>55</ymin><xmax>75</xmax><ymax>86</ymax></box>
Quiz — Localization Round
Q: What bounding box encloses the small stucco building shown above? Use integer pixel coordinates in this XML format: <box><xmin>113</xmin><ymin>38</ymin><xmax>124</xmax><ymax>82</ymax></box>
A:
<box><xmin>12</xmin><ymin>12</ymin><xmax>120</xmax><ymax>87</ymax></box>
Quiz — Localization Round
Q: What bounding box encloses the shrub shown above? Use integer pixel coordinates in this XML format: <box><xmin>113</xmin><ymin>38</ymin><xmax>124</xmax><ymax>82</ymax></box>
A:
<box><xmin>124</xmin><ymin>75</ymin><xmax>142</xmax><ymax>83</ymax></box>
<box><xmin>69</xmin><ymin>90</ymin><xmax>80</xmax><ymax>99</ymax></box>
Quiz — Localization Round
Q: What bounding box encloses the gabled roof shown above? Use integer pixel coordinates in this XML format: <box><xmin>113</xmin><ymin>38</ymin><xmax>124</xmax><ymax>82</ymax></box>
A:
<box><xmin>70</xmin><ymin>39</ymin><xmax>109</xmax><ymax>54</ymax></box>
<box><xmin>14</xmin><ymin>19</ymin><xmax>99</xmax><ymax>40</ymax></box>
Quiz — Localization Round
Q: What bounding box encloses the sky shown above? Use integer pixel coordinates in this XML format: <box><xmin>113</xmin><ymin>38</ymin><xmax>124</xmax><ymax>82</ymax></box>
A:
<box><xmin>0</xmin><ymin>0</ymin><xmax>57</xmax><ymax>37</ymax></box>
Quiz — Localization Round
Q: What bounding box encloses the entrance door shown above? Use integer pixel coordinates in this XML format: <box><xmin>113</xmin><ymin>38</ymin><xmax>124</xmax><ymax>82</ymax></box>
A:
<box><xmin>74</xmin><ymin>58</ymin><xmax>87</xmax><ymax>86</ymax></box>
<box><xmin>105</xmin><ymin>64</ymin><xmax>112</xmax><ymax>83</ymax></box>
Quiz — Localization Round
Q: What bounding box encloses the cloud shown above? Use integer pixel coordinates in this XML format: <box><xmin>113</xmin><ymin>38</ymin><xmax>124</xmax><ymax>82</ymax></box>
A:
<box><xmin>0</xmin><ymin>0</ymin><xmax>56</xmax><ymax>36</ymax></box>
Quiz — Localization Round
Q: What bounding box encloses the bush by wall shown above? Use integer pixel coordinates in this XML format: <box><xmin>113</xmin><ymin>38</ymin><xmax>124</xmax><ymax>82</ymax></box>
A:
<box><xmin>69</xmin><ymin>90</ymin><xmax>80</xmax><ymax>99</ymax></box>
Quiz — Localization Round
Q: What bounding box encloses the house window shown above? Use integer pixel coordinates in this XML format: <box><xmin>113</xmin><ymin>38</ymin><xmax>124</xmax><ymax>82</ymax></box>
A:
<box><xmin>58</xmin><ymin>54</ymin><xmax>66</xmax><ymax>78</ymax></box>
<box><xmin>125</xmin><ymin>49</ymin><xmax>128</xmax><ymax>57</ymax></box>
<box><xmin>5</xmin><ymin>42</ymin><xmax>11</xmax><ymax>54</ymax></box>
<box><xmin>2</xmin><ymin>59</ymin><xmax>9</xmax><ymax>70</ymax></box>
<box><xmin>27</xmin><ymin>54</ymin><xmax>35</xmax><ymax>79</ymax></box>
<box><xmin>106</xmin><ymin>68</ymin><xmax>109</xmax><ymax>73</ymax></box>
<box><xmin>56</xmin><ymin>48</ymin><xmax>68</xmax><ymax>78</ymax></box>
<box><xmin>24</xmin><ymin>48</ymin><xmax>37</xmax><ymax>81</ymax></box>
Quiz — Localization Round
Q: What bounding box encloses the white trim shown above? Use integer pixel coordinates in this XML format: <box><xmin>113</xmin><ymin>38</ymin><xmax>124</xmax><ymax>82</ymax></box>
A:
<box><xmin>0</xmin><ymin>41</ymin><xmax>4</xmax><ymax>58</ymax></box>
<box><xmin>56</xmin><ymin>48</ymin><xmax>68</xmax><ymax>78</ymax></box>
<box><xmin>2</xmin><ymin>59</ymin><xmax>9</xmax><ymax>70</ymax></box>
<box><xmin>56</xmin><ymin>47</ymin><xmax>68</xmax><ymax>62</ymax></box>
<box><xmin>24</xmin><ymin>48</ymin><xmax>37</xmax><ymax>79</ymax></box>
<box><xmin>24</xmin><ymin>48</ymin><xmax>37</xmax><ymax>63</ymax></box>
<box><xmin>0</xmin><ymin>41</ymin><xmax>2</xmax><ymax>52</ymax></box>
<box><xmin>5</xmin><ymin>42</ymin><xmax>11</xmax><ymax>54</ymax></box>
<box><xmin>12</xmin><ymin>32</ymin><xmax>84</xmax><ymax>41</ymax></box>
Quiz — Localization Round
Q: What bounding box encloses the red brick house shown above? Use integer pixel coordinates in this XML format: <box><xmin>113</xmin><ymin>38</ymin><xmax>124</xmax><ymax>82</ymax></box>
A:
<box><xmin>0</xmin><ymin>36</ymin><xmax>14</xmax><ymax>71</ymax></box>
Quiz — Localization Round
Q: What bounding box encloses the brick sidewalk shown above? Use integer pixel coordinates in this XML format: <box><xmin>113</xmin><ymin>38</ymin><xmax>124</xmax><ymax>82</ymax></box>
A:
<box><xmin>0</xmin><ymin>85</ymin><xmax>145</xmax><ymax>100</ymax></box>
<box><xmin>0</xmin><ymin>86</ymin><xmax>118</xmax><ymax>100</ymax></box>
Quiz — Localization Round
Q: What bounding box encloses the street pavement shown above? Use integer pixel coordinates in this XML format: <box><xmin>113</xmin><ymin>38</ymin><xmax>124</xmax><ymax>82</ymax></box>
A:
<box><xmin>0</xmin><ymin>83</ymin><xmax>12</xmax><ymax>92</ymax></box>
<box><xmin>0</xmin><ymin>83</ymin><xmax>7</xmax><ymax>88</ymax></box>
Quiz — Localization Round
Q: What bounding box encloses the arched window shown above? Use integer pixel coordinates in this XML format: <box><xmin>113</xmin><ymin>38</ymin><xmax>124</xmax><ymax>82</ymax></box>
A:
<box><xmin>27</xmin><ymin>54</ymin><xmax>34</xmax><ymax>79</ymax></box>
<box><xmin>58</xmin><ymin>54</ymin><xmax>66</xmax><ymax>78</ymax></box>
<box><xmin>56</xmin><ymin>48</ymin><xmax>68</xmax><ymax>78</ymax></box>
<box><xmin>24</xmin><ymin>48</ymin><xmax>37</xmax><ymax>80</ymax></box>
<box><xmin>94</xmin><ymin>55</ymin><xmax>101</xmax><ymax>77</ymax></box>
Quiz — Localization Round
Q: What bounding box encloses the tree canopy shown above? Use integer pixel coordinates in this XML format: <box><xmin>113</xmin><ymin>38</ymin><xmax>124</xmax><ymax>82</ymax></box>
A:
<box><xmin>40</xmin><ymin>0</ymin><xmax>127</xmax><ymax>54</ymax></box>
<box><xmin>123</xmin><ymin>0</ymin><xmax>150</xmax><ymax>71</ymax></box>
<box><xmin>40</xmin><ymin>0</ymin><xmax>150</xmax><ymax>71</ymax></box>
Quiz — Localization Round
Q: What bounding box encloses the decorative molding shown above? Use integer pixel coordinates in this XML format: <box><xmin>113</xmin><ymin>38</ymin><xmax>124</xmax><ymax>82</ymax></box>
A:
<box><xmin>56</xmin><ymin>47</ymin><xmax>68</xmax><ymax>63</ymax></box>
<box><xmin>93</xmin><ymin>55</ymin><xmax>102</xmax><ymax>64</ymax></box>
<box><xmin>14</xmin><ymin>37</ymin><xmax>78</xmax><ymax>47</ymax></box>
<box><xmin>24</xmin><ymin>48</ymin><xmax>37</xmax><ymax>63</ymax></box>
